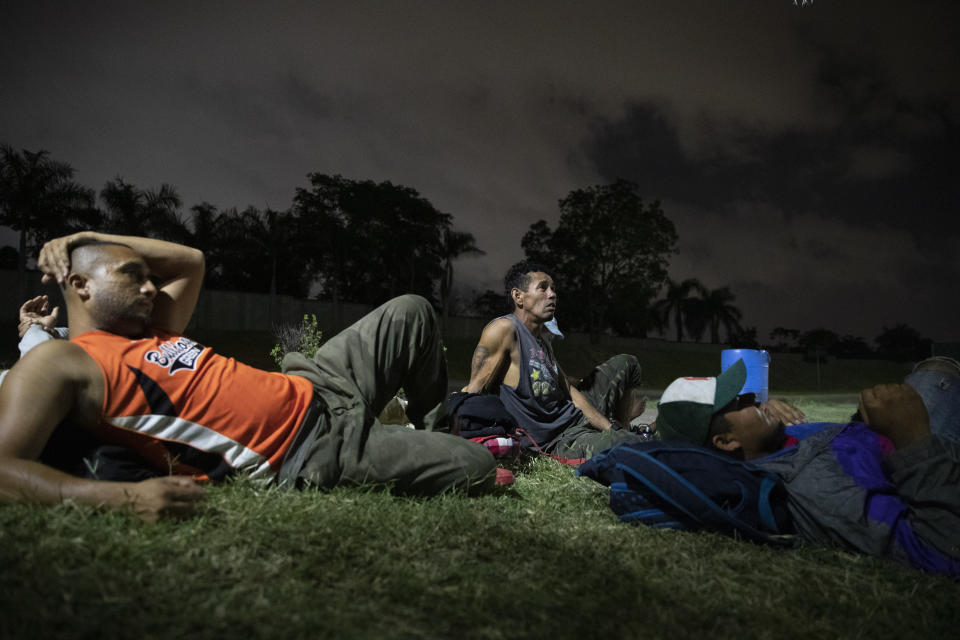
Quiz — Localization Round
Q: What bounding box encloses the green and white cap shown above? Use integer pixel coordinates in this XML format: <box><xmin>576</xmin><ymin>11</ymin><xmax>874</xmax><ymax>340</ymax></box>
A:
<box><xmin>656</xmin><ymin>359</ymin><xmax>747</xmax><ymax>445</ymax></box>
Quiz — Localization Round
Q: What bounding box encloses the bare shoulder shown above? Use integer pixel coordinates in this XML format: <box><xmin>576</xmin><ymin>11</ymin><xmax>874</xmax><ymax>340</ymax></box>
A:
<box><xmin>15</xmin><ymin>337</ymin><xmax>97</xmax><ymax>376</ymax></box>
<box><xmin>0</xmin><ymin>339</ymin><xmax>105</xmax><ymax>459</ymax></box>
<box><xmin>464</xmin><ymin>317</ymin><xmax>517</xmax><ymax>392</ymax></box>
<box><xmin>479</xmin><ymin>317</ymin><xmax>516</xmax><ymax>349</ymax></box>
<box><xmin>2</xmin><ymin>340</ymin><xmax>103</xmax><ymax>423</ymax></box>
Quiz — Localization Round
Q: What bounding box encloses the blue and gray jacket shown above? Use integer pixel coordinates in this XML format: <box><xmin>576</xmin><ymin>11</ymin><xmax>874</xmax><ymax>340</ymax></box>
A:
<box><xmin>756</xmin><ymin>422</ymin><xmax>960</xmax><ymax>577</ymax></box>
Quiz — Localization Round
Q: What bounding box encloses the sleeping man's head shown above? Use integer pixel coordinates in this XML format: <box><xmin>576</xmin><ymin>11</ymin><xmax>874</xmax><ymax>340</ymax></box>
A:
<box><xmin>655</xmin><ymin>359</ymin><xmax>787</xmax><ymax>460</ymax></box>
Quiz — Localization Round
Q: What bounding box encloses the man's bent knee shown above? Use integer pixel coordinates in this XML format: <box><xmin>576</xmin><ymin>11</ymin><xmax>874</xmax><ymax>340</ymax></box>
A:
<box><xmin>605</xmin><ymin>353</ymin><xmax>640</xmax><ymax>374</ymax></box>
<box><xmin>385</xmin><ymin>294</ymin><xmax>434</xmax><ymax>320</ymax></box>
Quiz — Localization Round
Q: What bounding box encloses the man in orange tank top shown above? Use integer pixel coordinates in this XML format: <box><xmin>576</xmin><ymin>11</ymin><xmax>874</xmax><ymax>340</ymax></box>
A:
<box><xmin>0</xmin><ymin>231</ymin><xmax>494</xmax><ymax>521</ymax></box>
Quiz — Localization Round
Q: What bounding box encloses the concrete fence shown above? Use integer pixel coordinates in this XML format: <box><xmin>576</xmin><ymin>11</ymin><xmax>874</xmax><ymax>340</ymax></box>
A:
<box><xmin>11</xmin><ymin>269</ymin><xmax>949</xmax><ymax>356</ymax></box>
<box><xmin>0</xmin><ymin>268</ymin><xmax>489</xmax><ymax>339</ymax></box>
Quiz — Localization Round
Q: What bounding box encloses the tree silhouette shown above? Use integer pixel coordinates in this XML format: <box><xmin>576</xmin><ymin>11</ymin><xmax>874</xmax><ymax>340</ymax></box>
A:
<box><xmin>652</xmin><ymin>277</ymin><xmax>702</xmax><ymax>342</ymax></box>
<box><xmin>214</xmin><ymin>207</ymin><xmax>310</xmax><ymax>298</ymax></box>
<box><xmin>833</xmin><ymin>334</ymin><xmax>873</xmax><ymax>359</ymax></box>
<box><xmin>0</xmin><ymin>145</ymin><xmax>96</xmax><ymax>297</ymax></box>
<box><xmin>700</xmin><ymin>285</ymin><xmax>744</xmax><ymax>344</ymax></box>
<box><xmin>99</xmin><ymin>177</ymin><xmax>184</xmax><ymax>240</ymax></box>
<box><xmin>177</xmin><ymin>202</ymin><xmax>231</xmax><ymax>288</ymax></box>
<box><xmin>798</xmin><ymin>328</ymin><xmax>839</xmax><ymax>362</ymax></box>
<box><xmin>293</xmin><ymin>173</ymin><xmax>353</xmax><ymax>305</ymax></box>
<box><xmin>522</xmin><ymin>179</ymin><xmax>677</xmax><ymax>339</ymax></box>
<box><xmin>875</xmin><ymin>324</ymin><xmax>932</xmax><ymax>362</ymax></box>
<box><xmin>294</xmin><ymin>174</ymin><xmax>452</xmax><ymax>306</ymax></box>
<box><xmin>439</xmin><ymin>227</ymin><xmax>485</xmax><ymax>323</ymax></box>
<box><xmin>471</xmin><ymin>288</ymin><xmax>509</xmax><ymax>319</ymax></box>
<box><xmin>769</xmin><ymin>326</ymin><xmax>801</xmax><ymax>352</ymax></box>
<box><xmin>683</xmin><ymin>295</ymin><xmax>710</xmax><ymax>343</ymax></box>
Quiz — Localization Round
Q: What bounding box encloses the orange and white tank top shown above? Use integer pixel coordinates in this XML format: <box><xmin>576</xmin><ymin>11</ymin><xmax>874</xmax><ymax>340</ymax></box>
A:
<box><xmin>71</xmin><ymin>330</ymin><xmax>315</xmax><ymax>482</ymax></box>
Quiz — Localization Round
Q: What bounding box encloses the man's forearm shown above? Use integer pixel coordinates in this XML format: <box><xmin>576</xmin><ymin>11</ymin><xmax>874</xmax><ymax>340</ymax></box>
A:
<box><xmin>465</xmin><ymin>344</ymin><xmax>507</xmax><ymax>393</ymax></box>
<box><xmin>39</xmin><ymin>230</ymin><xmax>204</xmax><ymax>286</ymax></box>
<box><xmin>570</xmin><ymin>387</ymin><xmax>612</xmax><ymax>430</ymax></box>
<box><xmin>73</xmin><ymin>231</ymin><xmax>203</xmax><ymax>282</ymax></box>
<box><xmin>0</xmin><ymin>456</ymin><xmax>136</xmax><ymax>511</ymax></box>
<box><xmin>0</xmin><ymin>456</ymin><xmax>205</xmax><ymax>521</ymax></box>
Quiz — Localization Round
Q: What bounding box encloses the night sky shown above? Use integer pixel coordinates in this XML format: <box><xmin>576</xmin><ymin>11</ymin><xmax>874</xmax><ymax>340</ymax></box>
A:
<box><xmin>2</xmin><ymin>1</ymin><xmax>957</xmax><ymax>342</ymax></box>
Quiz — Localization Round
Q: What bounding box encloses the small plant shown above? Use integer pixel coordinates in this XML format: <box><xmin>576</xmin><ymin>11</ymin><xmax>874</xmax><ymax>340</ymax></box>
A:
<box><xmin>271</xmin><ymin>314</ymin><xmax>325</xmax><ymax>369</ymax></box>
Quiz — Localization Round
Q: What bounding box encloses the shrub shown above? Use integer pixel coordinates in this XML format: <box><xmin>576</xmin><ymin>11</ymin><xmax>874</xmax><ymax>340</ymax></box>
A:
<box><xmin>271</xmin><ymin>314</ymin><xmax>324</xmax><ymax>369</ymax></box>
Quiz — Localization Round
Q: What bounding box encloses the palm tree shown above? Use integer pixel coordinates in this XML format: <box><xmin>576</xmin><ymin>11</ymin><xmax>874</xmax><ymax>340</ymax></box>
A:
<box><xmin>683</xmin><ymin>294</ymin><xmax>710</xmax><ymax>343</ymax></box>
<box><xmin>177</xmin><ymin>201</ymin><xmax>231</xmax><ymax>288</ymax></box>
<box><xmin>439</xmin><ymin>226</ymin><xmax>485</xmax><ymax>322</ymax></box>
<box><xmin>652</xmin><ymin>277</ymin><xmax>702</xmax><ymax>342</ymax></box>
<box><xmin>215</xmin><ymin>206</ymin><xmax>309</xmax><ymax>299</ymax></box>
<box><xmin>99</xmin><ymin>177</ymin><xmax>184</xmax><ymax>239</ymax></box>
<box><xmin>0</xmin><ymin>145</ymin><xmax>96</xmax><ymax>298</ymax></box>
<box><xmin>700</xmin><ymin>285</ymin><xmax>743</xmax><ymax>344</ymax></box>
<box><xmin>184</xmin><ymin>202</ymin><xmax>226</xmax><ymax>251</ymax></box>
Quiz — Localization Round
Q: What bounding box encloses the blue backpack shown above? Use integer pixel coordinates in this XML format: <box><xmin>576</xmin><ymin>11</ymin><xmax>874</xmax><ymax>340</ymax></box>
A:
<box><xmin>577</xmin><ymin>441</ymin><xmax>795</xmax><ymax>545</ymax></box>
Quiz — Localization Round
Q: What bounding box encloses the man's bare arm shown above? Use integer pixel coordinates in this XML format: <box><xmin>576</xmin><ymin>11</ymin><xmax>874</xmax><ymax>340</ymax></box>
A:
<box><xmin>38</xmin><ymin>231</ymin><xmax>205</xmax><ymax>334</ymax></box>
<box><xmin>463</xmin><ymin>319</ymin><xmax>514</xmax><ymax>393</ymax></box>
<box><xmin>569</xmin><ymin>385</ymin><xmax>613</xmax><ymax>430</ymax></box>
<box><xmin>550</xmin><ymin>356</ymin><xmax>612</xmax><ymax>430</ymax></box>
<box><xmin>0</xmin><ymin>342</ymin><xmax>204</xmax><ymax>520</ymax></box>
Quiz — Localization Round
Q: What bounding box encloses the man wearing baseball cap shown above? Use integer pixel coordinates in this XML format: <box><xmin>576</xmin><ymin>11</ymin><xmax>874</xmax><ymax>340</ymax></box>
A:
<box><xmin>656</xmin><ymin>359</ymin><xmax>805</xmax><ymax>460</ymax></box>
<box><xmin>651</xmin><ymin>358</ymin><xmax>960</xmax><ymax>576</ymax></box>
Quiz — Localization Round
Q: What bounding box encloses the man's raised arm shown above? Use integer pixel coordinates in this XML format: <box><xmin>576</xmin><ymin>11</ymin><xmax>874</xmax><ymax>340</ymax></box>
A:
<box><xmin>0</xmin><ymin>341</ymin><xmax>204</xmax><ymax>521</ymax></box>
<box><xmin>463</xmin><ymin>318</ymin><xmax>514</xmax><ymax>394</ymax></box>
<box><xmin>38</xmin><ymin>231</ymin><xmax>205</xmax><ymax>334</ymax></box>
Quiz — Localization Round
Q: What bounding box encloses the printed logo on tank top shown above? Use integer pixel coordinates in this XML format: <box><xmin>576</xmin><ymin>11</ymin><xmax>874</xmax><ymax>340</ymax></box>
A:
<box><xmin>528</xmin><ymin>345</ymin><xmax>560</xmax><ymax>399</ymax></box>
<box><xmin>144</xmin><ymin>337</ymin><xmax>206</xmax><ymax>374</ymax></box>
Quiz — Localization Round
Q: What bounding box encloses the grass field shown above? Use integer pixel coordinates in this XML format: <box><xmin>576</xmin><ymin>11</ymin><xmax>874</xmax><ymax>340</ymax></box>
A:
<box><xmin>2</xmin><ymin>396</ymin><xmax>958</xmax><ymax>639</ymax></box>
<box><xmin>444</xmin><ymin>335</ymin><xmax>914</xmax><ymax>393</ymax></box>
<box><xmin>1</xmin><ymin>327</ymin><xmax>954</xmax><ymax>639</ymax></box>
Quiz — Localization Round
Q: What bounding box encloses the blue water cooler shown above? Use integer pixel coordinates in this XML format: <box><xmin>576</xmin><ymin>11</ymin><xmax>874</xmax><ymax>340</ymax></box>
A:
<box><xmin>721</xmin><ymin>349</ymin><xmax>770</xmax><ymax>402</ymax></box>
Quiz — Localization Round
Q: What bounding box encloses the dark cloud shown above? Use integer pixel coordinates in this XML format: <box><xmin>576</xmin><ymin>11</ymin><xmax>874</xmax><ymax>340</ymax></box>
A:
<box><xmin>585</xmin><ymin>12</ymin><xmax>959</xmax><ymax>343</ymax></box>
<box><xmin>1</xmin><ymin>0</ymin><xmax>957</xmax><ymax>342</ymax></box>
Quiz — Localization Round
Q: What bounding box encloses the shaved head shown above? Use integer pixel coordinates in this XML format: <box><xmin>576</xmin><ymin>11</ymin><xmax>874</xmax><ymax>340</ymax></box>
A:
<box><xmin>69</xmin><ymin>241</ymin><xmax>134</xmax><ymax>276</ymax></box>
<box><xmin>62</xmin><ymin>240</ymin><xmax>156</xmax><ymax>336</ymax></box>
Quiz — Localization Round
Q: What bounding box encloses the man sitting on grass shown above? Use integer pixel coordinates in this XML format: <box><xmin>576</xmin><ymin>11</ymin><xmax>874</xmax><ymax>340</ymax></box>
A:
<box><xmin>0</xmin><ymin>231</ymin><xmax>496</xmax><ymax>521</ymax></box>
<box><xmin>655</xmin><ymin>359</ymin><xmax>960</xmax><ymax>575</ymax></box>
<box><xmin>463</xmin><ymin>261</ymin><xmax>649</xmax><ymax>459</ymax></box>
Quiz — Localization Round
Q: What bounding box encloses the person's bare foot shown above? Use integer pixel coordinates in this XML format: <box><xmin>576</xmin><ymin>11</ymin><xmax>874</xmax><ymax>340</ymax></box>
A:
<box><xmin>616</xmin><ymin>386</ymin><xmax>648</xmax><ymax>427</ymax></box>
<box><xmin>858</xmin><ymin>383</ymin><xmax>931</xmax><ymax>449</ymax></box>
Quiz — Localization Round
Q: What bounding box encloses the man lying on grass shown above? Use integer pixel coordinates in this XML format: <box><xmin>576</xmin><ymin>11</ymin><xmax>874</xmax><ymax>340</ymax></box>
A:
<box><xmin>463</xmin><ymin>261</ymin><xmax>651</xmax><ymax>459</ymax></box>
<box><xmin>655</xmin><ymin>358</ymin><xmax>960</xmax><ymax>575</ymax></box>
<box><xmin>0</xmin><ymin>231</ymin><xmax>495</xmax><ymax>521</ymax></box>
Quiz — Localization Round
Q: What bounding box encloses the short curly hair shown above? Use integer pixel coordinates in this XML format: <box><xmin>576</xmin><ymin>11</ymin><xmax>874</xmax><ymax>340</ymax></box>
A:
<box><xmin>503</xmin><ymin>261</ymin><xmax>551</xmax><ymax>305</ymax></box>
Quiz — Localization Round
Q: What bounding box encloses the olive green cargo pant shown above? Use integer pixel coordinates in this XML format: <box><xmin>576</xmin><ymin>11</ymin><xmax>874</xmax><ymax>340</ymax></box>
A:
<box><xmin>282</xmin><ymin>295</ymin><xmax>496</xmax><ymax>494</ymax></box>
<box><xmin>548</xmin><ymin>354</ymin><xmax>647</xmax><ymax>459</ymax></box>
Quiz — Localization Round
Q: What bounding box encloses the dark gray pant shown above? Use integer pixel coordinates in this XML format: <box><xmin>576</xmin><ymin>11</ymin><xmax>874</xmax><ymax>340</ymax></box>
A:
<box><xmin>886</xmin><ymin>434</ymin><xmax>960</xmax><ymax>559</ymax></box>
<box><xmin>549</xmin><ymin>354</ymin><xmax>647</xmax><ymax>459</ymax></box>
<box><xmin>283</xmin><ymin>295</ymin><xmax>496</xmax><ymax>494</ymax></box>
